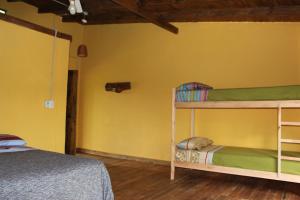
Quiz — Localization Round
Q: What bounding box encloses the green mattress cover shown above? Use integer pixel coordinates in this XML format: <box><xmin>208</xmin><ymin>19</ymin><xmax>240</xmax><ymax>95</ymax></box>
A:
<box><xmin>207</xmin><ymin>85</ymin><xmax>300</xmax><ymax>101</ymax></box>
<box><xmin>213</xmin><ymin>146</ymin><xmax>300</xmax><ymax>175</ymax></box>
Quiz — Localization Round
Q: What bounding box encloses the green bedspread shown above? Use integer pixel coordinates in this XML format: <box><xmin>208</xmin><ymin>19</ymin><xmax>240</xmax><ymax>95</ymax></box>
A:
<box><xmin>207</xmin><ymin>85</ymin><xmax>300</xmax><ymax>101</ymax></box>
<box><xmin>213</xmin><ymin>146</ymin><xmax>300</xmax><ymax>175</ymax></box>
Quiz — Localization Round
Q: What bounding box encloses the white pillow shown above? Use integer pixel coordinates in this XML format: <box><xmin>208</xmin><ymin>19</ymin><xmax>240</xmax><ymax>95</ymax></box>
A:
<box><xmin>177</xmin><ymin>137</ymin><xmax>213</xmax><ymax>150</ymax></box>
<box><xmin>0</xmin><ymin>134</ymin><xmax>26</xmax><ymax>146</ymax></box>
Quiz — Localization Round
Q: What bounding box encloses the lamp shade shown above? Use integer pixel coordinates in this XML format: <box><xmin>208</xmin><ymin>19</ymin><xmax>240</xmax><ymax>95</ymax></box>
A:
<box><xmin>77</xmin><ymin>44</ymin><xmax>88</xmax><ymax>57</ymax></box>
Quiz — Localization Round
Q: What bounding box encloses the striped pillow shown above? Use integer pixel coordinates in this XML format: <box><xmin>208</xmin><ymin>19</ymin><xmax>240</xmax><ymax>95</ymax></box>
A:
<box><xmin>0</xmin><ymin>134</ymin><xmax>26</xmax><ymax>146</ymax></box>
<box><xmin>176</xmin><ymin>82</ymin><xmax>213</xmax><ymax>91</ymax></box>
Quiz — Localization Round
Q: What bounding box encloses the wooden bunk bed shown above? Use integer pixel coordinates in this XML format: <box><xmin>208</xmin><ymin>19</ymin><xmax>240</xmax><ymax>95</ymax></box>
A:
<box><xmin>171</xmin><ymin>86</ymin><xmax>300</xmax><ymax>183</ymax></box>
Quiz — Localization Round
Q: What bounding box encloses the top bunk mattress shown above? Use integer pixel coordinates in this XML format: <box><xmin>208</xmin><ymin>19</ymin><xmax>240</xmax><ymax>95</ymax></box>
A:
<box><xmin>176</xmin><ymin>85</ymin><xmax>300</xmax><ymax>102</ymax></box>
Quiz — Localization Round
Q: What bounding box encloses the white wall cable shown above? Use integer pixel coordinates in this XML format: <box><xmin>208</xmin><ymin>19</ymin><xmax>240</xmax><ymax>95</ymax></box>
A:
<box><xmin>45</xmin><ymin>16</ymin><xmax>58</xmax><ymax>109</ymax></box>
<box><xmin>49</xmin><ymin>17</ymin><xmax>57</xmax><ymax>101</ymax></box>
<box><xmin>49</xmin><ymin>29</ymin><xmax>57</xmax><ymax>100</ymax></box>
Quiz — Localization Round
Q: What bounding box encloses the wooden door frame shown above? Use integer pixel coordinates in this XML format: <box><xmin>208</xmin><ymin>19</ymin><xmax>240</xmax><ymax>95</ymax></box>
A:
<box><xmin>65</xmin><ymin>69</ymin><xmax>79</xmax><ymax>155</ymax></box>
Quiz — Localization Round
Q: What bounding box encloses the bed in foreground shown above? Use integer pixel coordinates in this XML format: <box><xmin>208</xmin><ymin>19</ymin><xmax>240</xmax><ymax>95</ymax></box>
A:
<box><xmin>0</xmin><ymin>148</ymin><xmax>114</xmax><ymax>200</ymax></box>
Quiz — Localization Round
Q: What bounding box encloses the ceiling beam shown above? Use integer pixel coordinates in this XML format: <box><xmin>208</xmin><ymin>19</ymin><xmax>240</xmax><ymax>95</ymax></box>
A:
<box><xmin>62</xmin><ymin>6</ymin><xmax>300</xmax><ymax>24</ymax></box>
<box><xmin>110</xmin><ymin>0</ymin><xmax>178</xmax><ymax>34</ymax></box>
<box><xmin>62</xmin><ymin>11</ymin><xmax>146</xmax><ymax>24</ymax></box>
<box><xmin>162</xmin><ymin>6</ymin><xmax>300</xmax><ymax>22</ymax></box>
<box><xmin>38</xmin><ymin>5</ymin><xmax>67</xmax><ymax>14</ymax></box>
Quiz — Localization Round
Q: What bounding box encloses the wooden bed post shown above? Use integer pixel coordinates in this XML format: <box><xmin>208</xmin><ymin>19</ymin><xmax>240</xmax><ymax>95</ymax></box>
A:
<box><xmin>171</xmin><ymin>88</ymin><xmax>176</xmax><ymax>180</ymax></box>
<box><xmin>277</xmin><ymin>106</ymin><xmax>282</xmax><ymax>177</ymax></box>
<box><xmin>190</xmin><ymin>109</ymin><xmax>195</xmax><ymax>137</ymax></box>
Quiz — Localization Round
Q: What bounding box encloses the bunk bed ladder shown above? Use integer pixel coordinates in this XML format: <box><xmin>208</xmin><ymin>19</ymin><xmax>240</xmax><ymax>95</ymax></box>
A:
<box><xmin>278</xmin><ymin>105</ymin><xmax>300</xmax><ymax>177</ymax></box>
<box><xmin>277</xmin><ymin>106</ymin><xmax>282</xmax><ymax>177</ymax></box>
<box><xmin>190</xmin><ymin>109</ymin><xmax>195</xmax><ymax>137</ymax></box>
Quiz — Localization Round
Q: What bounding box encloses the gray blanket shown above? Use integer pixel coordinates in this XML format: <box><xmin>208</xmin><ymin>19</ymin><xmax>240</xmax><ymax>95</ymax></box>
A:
<box><xmin>0</xmin><ymin>150</ymin><xmax>114</xmax><ymax>200</ymax></box>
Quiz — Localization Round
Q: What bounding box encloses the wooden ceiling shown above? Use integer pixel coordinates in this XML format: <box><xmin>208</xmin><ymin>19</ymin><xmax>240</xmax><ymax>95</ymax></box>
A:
<box><xmin>7</xmin><ymin>0</ymin><xmax>300</xmax><ymax>34</ymax></box>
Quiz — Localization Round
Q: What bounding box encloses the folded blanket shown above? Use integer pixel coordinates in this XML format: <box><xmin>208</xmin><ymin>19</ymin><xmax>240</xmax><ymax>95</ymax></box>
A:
<box><xmin>176</xmin><ymin>82</ymin><xmax>213</xmax><ymax>91</ymax></box>
<box><xmin>176</xmin><ymin>90</ymin><xmax>210</xmax><ymax>102</ymax></box>
<box><xmin>176</xmin><ymin>145</ymin><xmax>223</xmax><ymax>165</ymax></box>
<box><xmin>176</xmin><ymin>82</ymin><xmax>213</xmax><ymax>102</ymax></box>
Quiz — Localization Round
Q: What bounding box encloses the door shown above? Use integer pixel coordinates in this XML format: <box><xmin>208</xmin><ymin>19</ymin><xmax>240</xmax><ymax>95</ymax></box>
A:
<box><xmin>65</xmin><ymin>70</ymin><xmax>78</xmax><ymax>155</ymax></box>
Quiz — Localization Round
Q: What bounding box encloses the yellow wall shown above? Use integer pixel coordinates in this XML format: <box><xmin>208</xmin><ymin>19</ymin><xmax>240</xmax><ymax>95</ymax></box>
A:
<box><xmin>79</xmin><ymin>23</ymin><xmax>300</xmax><ymax>161</ymax></box>
<box><xmin>0</xmin><ymin>20</ymin><xmax>70</xmax><ymax>153</ymax></box>
<box><xmin>0</xmin><ymin>1</ymin><xmax>85</xmax><ymax>152</ymax></box>
<box><xmin>1</xmin><ymin>1</ymin><xmax>300</xmax><ymax>160</ymax></box>
<box><xmin>0</xmin><ymin>1</ymin><xmax>84</xmax><ymax>69</ymax></box>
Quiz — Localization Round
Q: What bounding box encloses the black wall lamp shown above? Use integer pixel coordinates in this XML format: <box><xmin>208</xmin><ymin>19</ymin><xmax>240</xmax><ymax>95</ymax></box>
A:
<box><xmin>105</xmin><ymin>82</ymin><xmax>131</xmax><ymax>93</ymax></box>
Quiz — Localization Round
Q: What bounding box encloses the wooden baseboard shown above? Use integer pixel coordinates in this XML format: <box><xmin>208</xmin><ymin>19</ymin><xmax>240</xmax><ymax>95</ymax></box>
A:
<box><xmin>76</xmin><ymin>148</ymin><xmax>170</xmax><ymax>166</ymax></box>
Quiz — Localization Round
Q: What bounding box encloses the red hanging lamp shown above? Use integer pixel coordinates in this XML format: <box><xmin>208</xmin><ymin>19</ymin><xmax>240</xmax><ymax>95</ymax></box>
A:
<box><xmin>77</xmin><ymin>44</ymin><xmax>88</xmax><ymax>57</ymax></box>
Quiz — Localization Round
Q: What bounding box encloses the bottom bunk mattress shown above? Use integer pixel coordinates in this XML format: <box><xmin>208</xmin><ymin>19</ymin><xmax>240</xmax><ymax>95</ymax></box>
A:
<box><xmin>0</xmin><ymin>150</ymin><xmax>114</xmax><ymax>200</ymax></box>
<box><xmin>176</xmin><ymin>146</ymin><xmax>300</xmax><ymax>175</ymax></box>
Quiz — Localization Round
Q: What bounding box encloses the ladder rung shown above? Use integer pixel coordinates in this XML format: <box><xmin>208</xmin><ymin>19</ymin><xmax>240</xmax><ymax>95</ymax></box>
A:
<box><xmin>281</xmin><ymin>156</ymin><xmax>300</xmax><ymax>162</ymax></box>
<box><xmin>281</xmin><ymin>139</ymin><xmax>300</xmax><ymax>144</ymax></box>
<box><xmin>281</xmin><ymin>122</ymin><xmax>300</xmax><ymax>126</ymax></box>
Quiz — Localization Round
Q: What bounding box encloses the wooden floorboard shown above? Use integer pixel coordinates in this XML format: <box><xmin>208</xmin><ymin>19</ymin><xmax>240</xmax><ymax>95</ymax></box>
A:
<box><xmin>78</xmin><ymin>153</ymin><xmax>300</xmax><ymax>200</ymax></box>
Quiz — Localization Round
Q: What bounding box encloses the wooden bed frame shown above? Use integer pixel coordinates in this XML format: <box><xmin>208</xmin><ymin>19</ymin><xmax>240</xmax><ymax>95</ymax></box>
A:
<box><xmin>171</xmin><ymin>88</ymin><xmax>300</xmax><ymax>183</ymax></box>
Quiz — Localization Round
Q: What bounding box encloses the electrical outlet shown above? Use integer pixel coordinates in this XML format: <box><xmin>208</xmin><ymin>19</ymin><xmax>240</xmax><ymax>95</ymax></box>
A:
<box><xmin>44</xmin><ymin>100</ymin><xmax>55</xmax><ymax>109</ymax></box>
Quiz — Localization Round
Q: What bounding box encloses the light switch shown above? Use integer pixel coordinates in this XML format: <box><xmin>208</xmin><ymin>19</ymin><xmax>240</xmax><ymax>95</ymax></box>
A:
<box><xmin>44</xmin><ymin>99</ymin><xmax>55</xmax><ymax>109</ymax></box>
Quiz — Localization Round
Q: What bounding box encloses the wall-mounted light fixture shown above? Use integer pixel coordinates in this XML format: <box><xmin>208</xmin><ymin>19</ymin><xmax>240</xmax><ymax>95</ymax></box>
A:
<box><xmin>0</xmin><ymin>8</ymin><xmax>7</xmax><ymax>15</ymax></box>
<box><xmin>105</xmin><ymin>82</ymin><xmax>131</xmax><ymax>93</ymax></box>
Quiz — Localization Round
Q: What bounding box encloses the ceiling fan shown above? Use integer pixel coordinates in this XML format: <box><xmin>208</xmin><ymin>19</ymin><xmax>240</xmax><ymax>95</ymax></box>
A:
<box><xmin>68</xmin><ymin>0</ymin><xmax>83</xmax><ymax>15</ymax></box>
<box><xmin>52</xmin><ymin>0</ymin><xmax>88</xmax><ymax>23</ymax></box>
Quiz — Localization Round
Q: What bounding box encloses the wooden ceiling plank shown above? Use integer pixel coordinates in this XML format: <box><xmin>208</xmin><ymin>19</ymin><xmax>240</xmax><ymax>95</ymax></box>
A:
<box><xmin>62</xmin><ymin>11</ymin><xmax>146</xmax><ymax>24</ymax></box>
<box><xmin>38</xmin><ymin>4</ymin><xmax>67</xmax><ymax>14</ymax></box>
<box><xmin>63</xmin><ymin>5</ymin><xmax>300</xmax><ymax>24</ymax></box>
<box><xmin>7</xmin><ymin>0</ymin><xmax>300</xmax><ymax>24</ymax></box>
<box><xmin>110</xmin><ymin>0</ymin><xmax>178</xmax><ymax>34</ymax></box>
<box><xmin>163</xmin><ymin>6</ymin><xmax>300</xmax><ymax>22</ymax></box>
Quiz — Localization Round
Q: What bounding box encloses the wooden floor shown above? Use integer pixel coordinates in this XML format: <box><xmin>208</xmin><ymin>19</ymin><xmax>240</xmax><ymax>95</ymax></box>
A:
<box><xmin>79</xmin><ymin>154</ymin><xmax>300</xmax><ymax>200</ymax></box>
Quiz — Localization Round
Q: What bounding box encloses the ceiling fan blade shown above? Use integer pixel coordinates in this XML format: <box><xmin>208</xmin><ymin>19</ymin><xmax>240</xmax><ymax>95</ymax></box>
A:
<box><xmin>74</xmin><ymin>0</ymin><xmax>83</xmax><ymax>13</ymax></box>
<box><xmin>52</xmin><ymin>0</ymin><xmax>69</xmax><ymax>7</ymax></box>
